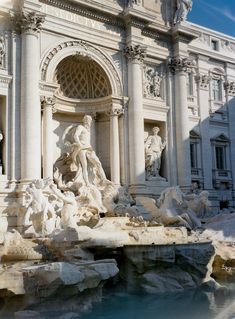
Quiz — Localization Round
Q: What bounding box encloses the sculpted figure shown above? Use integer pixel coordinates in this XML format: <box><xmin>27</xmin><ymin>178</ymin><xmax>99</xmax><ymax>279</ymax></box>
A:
<box><xmin>145</xmin><ymin>127</ymin><xmax>166</xmax><ymax>179</ymax></box>
<box><xmin>49</xmin><ymin>183</ymin><xmax>79</xmax><ymax>229</ymax></box>
<box><xmin>173</xmin><ymin>0</ymin><xmax>192</xmax><ymax>24</ymax></box>
<box><xmin>138</xmin><ymin>186</ymin><xmax>201</xmax><ymax>230</ymax></box>
<box><xmin>183</xmin><ymin>190</ymin><xmax>211</xmax><ymax>218</ymax></box>
<box><xmin>70</xmin><ymin>115</ymin><xmax>107</xmax><ymax>186</ymax></box>
<box><xmin>0</xmin><ymin>130</ymin><xmax>3</xmax><ymax>174</ymax></box>
<box><xmin>23</xmin><ymin>179</ymin><xmax>57</xmax><ymax>236</ymax></box>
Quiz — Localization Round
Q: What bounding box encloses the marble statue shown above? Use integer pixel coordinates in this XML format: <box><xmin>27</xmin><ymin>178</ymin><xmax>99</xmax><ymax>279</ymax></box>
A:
<box><xmin>173</xmin><ymin>0</ymin><xmax>192</xmax><ymax>24</ymax></box>
<box><xmin>54</xmin><ymin>115</ymin><xmax>136</xmax><ymax>217</ymax></box>
<box><xmin>183</xmin><ymin>190</ymin><xmax>211</xmax><ymax>218</ymax></box>
<box><xmin>70</xmin><ymin>115</ymin><xmax>107</xmax><ymax>186</ymax></box>
<box><xmin>138</xmin><ymin>186</ymin><xmax>202</xmax><ymax>229</ymax></box>
<box><xmin>0</xmin><ymin>130</ymin><xmax>3</xmax><ymax>174</ymax></box>
<box><xmin>145</xmin><ymin>127</ymin><xmax>166</xmax><ymax>179</ymax></box>
<box><xmin>49</xmin><ymin>183</ymin><xmax>79</xmax><ymax>229</ymax></box>
<box><xmin>23</xmin><ymin>179</ymin><xmax>58</xmax><ymax>236</ymax></box>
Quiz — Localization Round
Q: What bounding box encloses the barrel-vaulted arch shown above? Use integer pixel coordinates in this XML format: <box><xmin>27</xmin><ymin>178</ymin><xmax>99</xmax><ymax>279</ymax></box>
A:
<box><xmin>40</xmin><ymin>40</ymin><xmax>123</xmax><ymax>96</ymax></box>
<box><xmin>40</xmin><ymin>40</ymin><xmax>125</xmax><ymax>186</ymax></box>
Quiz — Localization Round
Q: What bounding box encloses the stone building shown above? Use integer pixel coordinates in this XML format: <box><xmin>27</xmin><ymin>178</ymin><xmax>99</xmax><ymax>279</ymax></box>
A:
<box><xmin>0</xmin><ymin>0</ymin><xmax>235</xmax><ymax>214</ymax></box>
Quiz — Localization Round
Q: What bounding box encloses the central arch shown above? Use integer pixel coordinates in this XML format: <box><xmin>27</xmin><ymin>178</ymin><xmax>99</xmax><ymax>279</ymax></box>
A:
<box><xmin>40</xmin><ymin>40</ymin><xmax>122</xmax><ymax>96</ymax></box>
<box><xmin>40</xmin><ymin>40</ymin><xmax>125</xmax><ymax>184</ymax></box>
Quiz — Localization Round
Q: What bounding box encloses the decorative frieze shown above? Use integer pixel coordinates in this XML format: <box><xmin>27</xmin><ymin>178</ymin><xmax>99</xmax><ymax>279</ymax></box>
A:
<box><xmin>224</xmin><ymin>80</ymin><xmax>235</xmax><ymax>96</ymax></box>
<box><xmin>168</xmin><ymin>57</ymin><xmax>196</xmax><ymax>74</ymax></box>
<box><xmin>124</xmin><ymin>45</ymin><xmax>146</xmax><ymax>63</ymax></box>
<box><xmin>11</xmin><ymin>10</ymin><xmax>45</xmax><ymax>35</ymax></box>
<box><xmin>195</xmin><ymin>74</ymin><xmax>211</xmax><ymax>90</ymax></box>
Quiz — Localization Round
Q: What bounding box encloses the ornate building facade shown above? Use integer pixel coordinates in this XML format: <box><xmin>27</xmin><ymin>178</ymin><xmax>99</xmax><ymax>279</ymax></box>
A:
<box><xmin>0</xmin><ymin>0</ymin><xmax>235</xmax><ymax>215</ymax></box>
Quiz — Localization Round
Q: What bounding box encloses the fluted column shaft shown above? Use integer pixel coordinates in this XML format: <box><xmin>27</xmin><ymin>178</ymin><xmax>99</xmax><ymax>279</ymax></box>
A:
<box><xmin>42</xmin><ymin>97</ymin><xmax>55</xmax><ymax>179</ymax></box>
<box><xmin>124</xmin><ymin>45</ymin><xmax>146</xmax><ymax>188</ymax></box>
<box><xmin>108</xmin><ymin>108</ymin><xmax>123</xmax><ymax>185</ymax></box>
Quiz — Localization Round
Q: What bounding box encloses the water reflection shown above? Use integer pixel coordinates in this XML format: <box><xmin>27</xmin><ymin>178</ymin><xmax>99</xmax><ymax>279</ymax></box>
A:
<box><xmin>1</xmin><ymin>287</ymin><xmax>235</xmax><ymax>319</ymax></box>
<box><xmin>81</xmin><ymin>289</ymin><xmax>235</xmax><ymax>319</ymax></box>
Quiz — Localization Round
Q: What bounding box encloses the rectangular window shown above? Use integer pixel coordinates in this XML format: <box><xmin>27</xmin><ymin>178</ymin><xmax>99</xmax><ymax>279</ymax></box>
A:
<box><xmin>211</xmin><ymin>40</ymin><xmax>219</xmax><ymax>51</ymax></box>
<box><xmin>212</xmin><ymin>79</ymin><xmax>222</xmax><ymax>101</ymax></box>
<box><xmin>190</xmin><ymin>143</ymin><xmax>197</xmax><ymax>168</ymax></box>
<box><xmin>187</xmin><ymin>73</ymin><xmax>193</xmax><ymax>96</ymax></box>
<box><xmin>215</xmin><ymin>146</ymin><xmax>226</xmax><ymax>170</ymax></box>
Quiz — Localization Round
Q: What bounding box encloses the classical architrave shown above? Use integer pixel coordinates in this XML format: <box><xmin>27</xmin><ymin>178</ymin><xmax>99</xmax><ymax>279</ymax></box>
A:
<box><xmin>40</xmin><ymin>40</ymin><xmax>123</xmax><ymax>96</ymax></box>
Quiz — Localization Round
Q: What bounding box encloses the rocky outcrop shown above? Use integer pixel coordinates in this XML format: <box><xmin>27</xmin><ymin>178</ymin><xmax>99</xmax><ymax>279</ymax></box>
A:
<box><xmin>0</xmin><ymin>259</ymin><xmax>118</xmax><ymax>298</ymax></box>
<box><xmin>120</xmin><ymin>242</ymin><xmax>215</xmax><ymax>294</ymax></box>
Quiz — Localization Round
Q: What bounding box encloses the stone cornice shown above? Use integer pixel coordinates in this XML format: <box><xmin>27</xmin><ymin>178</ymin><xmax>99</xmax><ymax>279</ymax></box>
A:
<box><xmin>124</xmin><ymin>45</ymin><xmax>146</xmax><ymax>63</ymax></box>
<box><xmin>0</xmin><ymin>74</ymin><xmax>12</xmax><ymax>88</ymax></box>
<box><xmin>10</xmin><ymin>10</ymin><xmax>45</xmax><ymax>34</ymax></box>
<box><xmin>39</xmin><ymin>0</ymin><xmax>156</xmax><ymax>30</ymax></box>
<box><xmin>40</xmin><ymin>0</ymin><xmax>124</xmax><ymax>27</ymax></box>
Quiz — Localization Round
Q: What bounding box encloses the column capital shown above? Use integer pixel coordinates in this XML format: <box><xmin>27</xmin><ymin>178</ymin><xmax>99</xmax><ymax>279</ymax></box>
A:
<box><xmin>195</xmin><ymin>74</ymin><xmax>211</xmax><ymax>90</ymax></box>
<box><xmin>168</xmin><ymin>57</ymin><xmax>196</xmax><ymax>74</ymax></box>
<box><xmin>124</xmin><ymin>45</ymin><xmax>146</xmax><ymax>63</ymax></box>
<box><xmin>40</xmin><ymin>96</ymin><xmax>56</xmax><ymax>112</ymax></box>
<box><xmin>224</xmin><ymin>80</ymin><xmax>235</xmax><ymax>96</ymax></box>
<box><xmin>107</xmin><ymin>107</ymin><xmax>124</xmax><ymax>117</ymax></box>
<box><xmin>11</xmin><ymin>10</ymin><xmax>45</xmax><ymax>35</ymax></box>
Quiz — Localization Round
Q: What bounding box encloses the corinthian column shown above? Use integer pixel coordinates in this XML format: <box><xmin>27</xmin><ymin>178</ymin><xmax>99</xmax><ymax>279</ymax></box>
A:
<box><xmin>169</xmin><ymin>57</ymin><xmax>195</xmax><ymax>189</ymax></box>
<box><xmin>124</xmin><ymin>45</ymin><xmax>146</xmax><ymax>191</ymax></box>
<box><xmin>41</xmin><ymin>97</ymin><xmax>56</xmax><ymax>179</ymax></box>
<box><xmin>13</xmin><ymin>11</ymin><xmax>45</xmax><ymax>180</ymax></box>
<box><xmin>107</xmin><ymin>107</ymin><xmax>123</xmax><ymax>185</ymax></box>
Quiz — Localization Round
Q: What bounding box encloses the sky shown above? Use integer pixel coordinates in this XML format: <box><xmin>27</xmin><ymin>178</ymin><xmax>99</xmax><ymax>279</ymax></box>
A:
<box><xmin>188</xmin><ymin>0</ymin><xmax>235</xmax><ymax>38</ymax></box>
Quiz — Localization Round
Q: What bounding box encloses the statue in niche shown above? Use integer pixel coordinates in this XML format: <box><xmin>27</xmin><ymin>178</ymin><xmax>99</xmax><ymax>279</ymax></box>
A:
<box><xmin>145</xmin><ymin>127</ymin><xmax>166</xmax><ymax>180</ymax></box>
<box><xmin>70</xmin><ymin>115</ymin><xmax>107</xmax><ymax>186</ymax></box>
<box><xmin>144</xmin><ymin>68</ymin><xmax>161</xmax><ymax>98</ymax></box>
<box><xmin>54</xmin><ymin>115</ymin><xmax>136</xmax><ymax>216</ymax></box>
<box><xmin>0</xmin><ymin>130</ymin><xmax>3</xmax><ymax>174</ymax></box>
<box><xmin>173</xmin><ymin>0</ymin><xmax>193</xmax><ymax>25</ymax></box>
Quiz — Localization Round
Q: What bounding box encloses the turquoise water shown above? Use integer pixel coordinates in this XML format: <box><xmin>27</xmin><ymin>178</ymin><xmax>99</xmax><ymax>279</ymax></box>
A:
<box><xmin>81</xmin><ymin>290</ymin><xmax>235</xmax><ymax>319</ymax></box>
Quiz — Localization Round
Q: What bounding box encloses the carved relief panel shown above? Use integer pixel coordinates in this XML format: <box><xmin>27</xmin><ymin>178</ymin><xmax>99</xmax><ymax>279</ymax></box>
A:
<box><xmin>143</xmin><ymin>64</ymin><xmax>165</xmax><ymax>100</ymax></box>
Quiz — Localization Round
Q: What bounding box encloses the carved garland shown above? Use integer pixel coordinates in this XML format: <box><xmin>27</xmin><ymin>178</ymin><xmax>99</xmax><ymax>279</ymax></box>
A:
<box><xmin>41</xmin><ymin>40</ymin><xmax>122</xmax><ymax>95</ymax></box>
